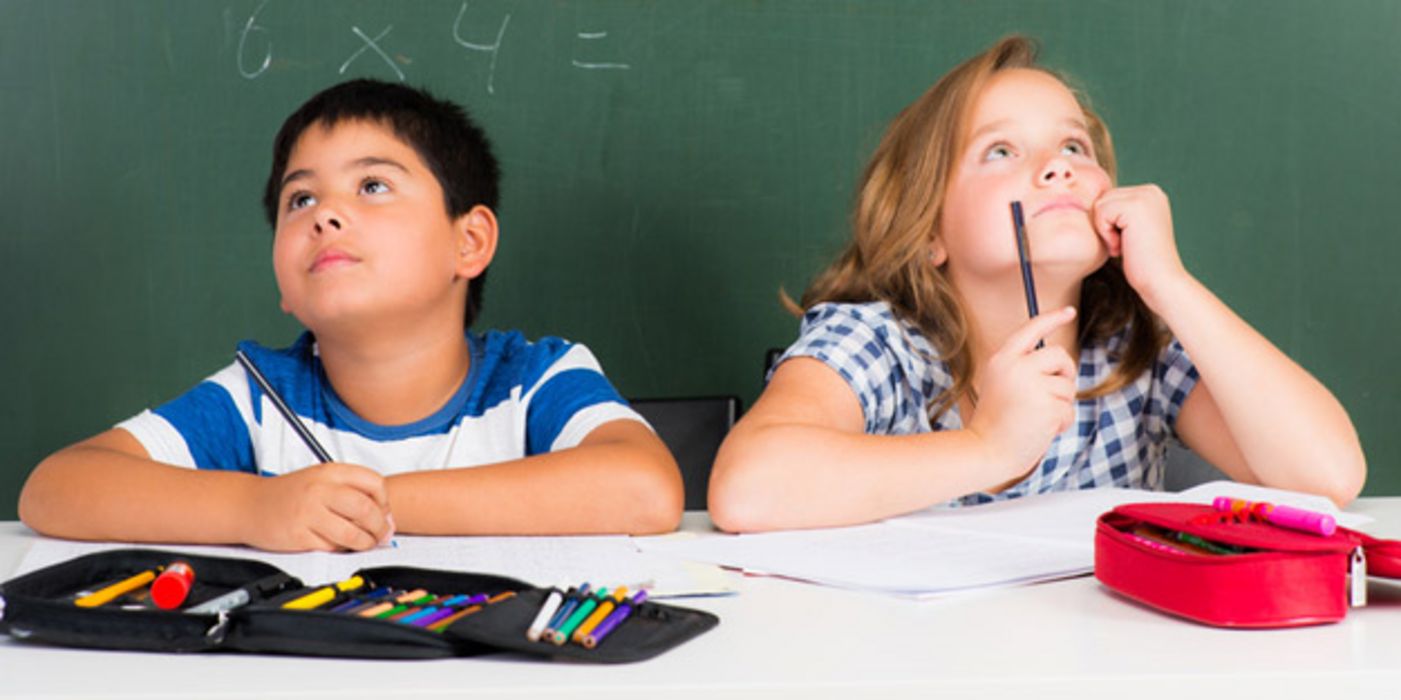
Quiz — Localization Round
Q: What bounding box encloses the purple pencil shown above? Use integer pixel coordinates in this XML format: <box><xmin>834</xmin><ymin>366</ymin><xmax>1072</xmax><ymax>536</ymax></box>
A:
<box><xmin>581</xmin><ymin>590</ymin><xmax>648</xmax><ymax>649</ymax></box>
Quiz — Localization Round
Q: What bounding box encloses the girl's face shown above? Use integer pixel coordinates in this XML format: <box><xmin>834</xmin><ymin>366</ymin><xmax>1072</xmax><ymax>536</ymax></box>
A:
<box><xmin>937</xmin><ymin>68</ymin><xmax>1112</xmax><ymax>285</ymax></box>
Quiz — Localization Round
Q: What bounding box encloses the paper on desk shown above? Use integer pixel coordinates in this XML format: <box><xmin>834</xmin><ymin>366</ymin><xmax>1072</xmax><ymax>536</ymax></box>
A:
<box><xmin>888</xmin><ymin>481</ymin><xmax>1368</xmax><ymax>542</ymax></box>
<box><xmin>639</xmin><ymin>523</ymin><xmax>1090</xmax><ymax>598</ymax></box>
<box><xmin>636</xmin><ymin>481</ymin><xmax>1367</xmax><ymax>598</ymax></box>
<box><xmin>13</xmin><ymin>535</ymin><xmax>734</xmax><ymax>598</ymax></box>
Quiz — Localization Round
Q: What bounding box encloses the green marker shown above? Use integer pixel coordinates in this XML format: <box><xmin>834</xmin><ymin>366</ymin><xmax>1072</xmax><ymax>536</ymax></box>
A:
<box><xmin>375</xmin><ymin>594</ymin><xmax>435</xmax><ymax>619</ymax></box>
<box><xmin>1174</xmin><ymin>531</ymin><xmax>1247</xmax><ymax>555</ymax></box>
<box><xmin>552</xmin><ymin>588</ymin><xmax>608</xmax><ymax>645</ymax></box>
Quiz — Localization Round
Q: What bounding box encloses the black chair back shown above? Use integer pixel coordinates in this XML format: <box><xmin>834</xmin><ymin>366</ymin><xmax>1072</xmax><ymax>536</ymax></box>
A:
<box><xmin>629</xmin><ymin>396</ymin><xmax>741</xmax><ymax>511</ymax></box>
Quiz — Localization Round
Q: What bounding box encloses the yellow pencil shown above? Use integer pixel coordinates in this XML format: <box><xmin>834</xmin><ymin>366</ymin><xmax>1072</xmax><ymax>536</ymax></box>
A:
<box><xmin>75</xmin><ymin>570</ymin><xmax>158</xmax><ymax>608</ymax></box>
<box><xmin>282</xmin><ymin>575</ymin><xmax>365</xmax><ymax>610</ymax></box>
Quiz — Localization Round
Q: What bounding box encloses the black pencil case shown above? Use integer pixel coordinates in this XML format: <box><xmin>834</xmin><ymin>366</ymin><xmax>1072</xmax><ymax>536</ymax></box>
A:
<box><xmin>0</xmin><ymin>548</ymin><xmax>718</xmax><ymax>663</ymax></box>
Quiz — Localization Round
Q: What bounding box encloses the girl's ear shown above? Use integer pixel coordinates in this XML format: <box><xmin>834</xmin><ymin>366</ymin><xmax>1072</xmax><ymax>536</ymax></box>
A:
<box><xmin>453</xmin><ymin>205</ymin><xmax>499</xmax><ymax>280</ymax></box>
<box><xmin>929</xmin><ymin>236</ymin><xmax>949</xmax><ymax>266</ymax></box>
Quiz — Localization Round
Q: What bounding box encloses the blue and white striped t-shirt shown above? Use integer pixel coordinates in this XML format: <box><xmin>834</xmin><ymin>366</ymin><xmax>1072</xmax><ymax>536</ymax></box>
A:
<box><xmin>117</xmin><ymin>330</ymin><xmax>645</xmax><ymax>476</ymax></box>
<box><xmin>776</xmin><ymin>302</ymin><xmax>1200</xmax><ymax>506</ymax></box>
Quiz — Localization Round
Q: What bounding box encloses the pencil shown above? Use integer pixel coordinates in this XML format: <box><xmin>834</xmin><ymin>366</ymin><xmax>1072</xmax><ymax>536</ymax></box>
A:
<box><xmin>235</xmin><ymin>349</ymin><xmax>333</xmax><ymax>466</ymax></box>
<box><xmin>1009</xmin><ymin>201</ymin><xmax>1044</xmax><ymax>349</ymax></box>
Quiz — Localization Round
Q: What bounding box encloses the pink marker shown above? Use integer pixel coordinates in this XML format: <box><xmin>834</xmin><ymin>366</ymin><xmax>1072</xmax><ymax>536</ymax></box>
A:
<box><xmin>1213</xmin><ymin>497</ymin><xmax>1336</xmax><ymax>537</ymax></box>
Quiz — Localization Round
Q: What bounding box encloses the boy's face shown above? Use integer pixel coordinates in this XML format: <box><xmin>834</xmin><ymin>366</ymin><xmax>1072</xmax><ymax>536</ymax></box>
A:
<box><xmin>272</xmin><ymin>119</ymin><xmax>483</xmax><ymax>335</ymax></box>
<box><xmin>938</xmin><ymin>68</ymin><xmax>1112</xmax><ymax>285</ymax></box>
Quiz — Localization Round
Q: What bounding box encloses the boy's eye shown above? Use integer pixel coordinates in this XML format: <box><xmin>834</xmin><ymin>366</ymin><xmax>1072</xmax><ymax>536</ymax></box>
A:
<box><xmin>983</xmin><ymin>143</ymin><xmax>1014</xmax><ymax>161</ymax></box>
<box><xmin>1062</xmin><ymin>139</ymin><xmax>1090</xmax><ymax>157</ymax></box>
<box><xmin>287</xmin><ymin>192</ymin><xmax>316</xmax><ymax>211</ymax></box>
<box><xmin>361</xmin><ymin>179</ymin><xmax>390</xmax><ymax>195</ymax></box>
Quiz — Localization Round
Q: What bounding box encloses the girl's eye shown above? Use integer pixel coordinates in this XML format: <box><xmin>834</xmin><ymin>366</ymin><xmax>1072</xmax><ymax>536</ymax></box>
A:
<box><xmin>1062</xmin><ymin>139</ymin><xmax>1090</xmax><ymax>157</ymax></box>
<box><xmin>287</xmin><ymin>192</ymin><xmax>316</xmax><ymax>211</ymax></box>
<box><xmin>983</xmin><ymin>143</ymin><xmax>1014</xmax><ymax>161</ymax></box>
<box><xmin>361</xmin><ymin>179</ymin><xmax>390</xmax><ymax>195</ymax></box>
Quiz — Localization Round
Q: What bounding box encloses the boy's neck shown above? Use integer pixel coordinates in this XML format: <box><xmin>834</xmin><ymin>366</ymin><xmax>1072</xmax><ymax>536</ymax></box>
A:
<box><xmin>313</xmin><ymin>318</ymin><xmax>473</xmax><ymax>427</ymax></box>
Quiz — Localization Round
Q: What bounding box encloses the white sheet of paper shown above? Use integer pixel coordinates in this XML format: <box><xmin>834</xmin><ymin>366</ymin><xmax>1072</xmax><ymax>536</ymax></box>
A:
<box><xmin>637</xmin><ymin>482</ymin><xmax>1367</xmax><ymax>598</ymax></box>
<box><xmin>13</xmin><ymin>535</ymin><xmax>735</xmax><ymax>599</ymax></box>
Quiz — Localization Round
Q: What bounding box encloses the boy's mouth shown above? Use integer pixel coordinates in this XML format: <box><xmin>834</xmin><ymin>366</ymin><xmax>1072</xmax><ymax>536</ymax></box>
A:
<box><xmin>309</xmin><ymin>248</ymin><xmax>361</xmax><ymax>273</ymax></box>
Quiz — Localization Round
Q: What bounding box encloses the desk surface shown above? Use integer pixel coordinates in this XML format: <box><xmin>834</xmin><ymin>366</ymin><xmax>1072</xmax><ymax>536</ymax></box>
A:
<box><xmin>4</xmin><ymin>501</ymin><xmax>1401</xmax><ymax>700</ymax></box>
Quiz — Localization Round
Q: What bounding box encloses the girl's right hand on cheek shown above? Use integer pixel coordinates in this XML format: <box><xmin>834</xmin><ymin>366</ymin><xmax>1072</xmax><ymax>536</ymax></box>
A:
<box><xmin>244</xmin><ymin>462</ymin><xmax>393</xmax><ymax>552</ymax></box>
<box><xmin>967</xmin><ymin>307</ymin><xmax>1079</xmax><ymax>484</ymax></box>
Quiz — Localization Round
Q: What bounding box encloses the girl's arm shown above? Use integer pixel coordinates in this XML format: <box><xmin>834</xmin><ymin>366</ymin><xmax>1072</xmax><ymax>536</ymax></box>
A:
<box><xmin>19</xmin><ymin>429</ymin><xmax>394</xmax><ymax>551</ymax></box>
<box><xmin>709</xmin><ymin>310</ymin><xmax>1079</xmax><ymax>533</ymax></box>
<box><xmin>1094</xmin><ymin>185</ymin><xmax>1365</xmax><ymax>506</ymax></box>
<box><xmin>383</xmin><ymin>419</ymin><xmax>683</xmax><ymax>536</ymax></box>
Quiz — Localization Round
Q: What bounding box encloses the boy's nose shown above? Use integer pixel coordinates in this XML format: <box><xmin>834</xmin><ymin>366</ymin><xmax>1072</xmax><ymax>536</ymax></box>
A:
<box><xmin>312</xmin><ymin>209</ymin><xmax>344</xmax><ymax>234</ymax></box>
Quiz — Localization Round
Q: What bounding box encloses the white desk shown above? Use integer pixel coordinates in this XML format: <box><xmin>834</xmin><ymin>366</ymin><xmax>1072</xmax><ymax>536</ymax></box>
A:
<box><xmin>3</xmin><ymin>501</ymin><xmax>1401</xmax><ymax>699</ymax></box>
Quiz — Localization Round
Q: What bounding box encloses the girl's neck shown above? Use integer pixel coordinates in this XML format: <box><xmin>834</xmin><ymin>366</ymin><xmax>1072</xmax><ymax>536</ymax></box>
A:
<box><xmin>958</xmin><ymin>271</ymin><xmax>1083</xmax><ymax>379</ymax></box>
<box><xmin>312</xmin><ymin>314</ymin><xmax>472</xmax><ymax>426</ymax></box>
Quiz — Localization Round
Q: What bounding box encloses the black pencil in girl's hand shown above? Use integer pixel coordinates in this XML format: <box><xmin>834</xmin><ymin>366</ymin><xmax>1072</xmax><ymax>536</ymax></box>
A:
<box><xmin>1009</xmin><ymin>201</ymin><xmax>1044</xmax><ymax>349</ymax></box>
<box><xmin>235</xmin><ymin>349</ymin><xmax>334</xmax><ymax>467</ymax></box>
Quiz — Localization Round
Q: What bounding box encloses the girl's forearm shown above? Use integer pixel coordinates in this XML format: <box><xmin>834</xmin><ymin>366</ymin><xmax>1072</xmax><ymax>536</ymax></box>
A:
<box><xmin>1145</xmin><ymin>274</ymin><xmax>1365</xmax><ymax>502</ymax></box>
<box><xmin>709</xmin><ymin>422</ymin><xmax>1009</xmax><ymax>532</ymax></box>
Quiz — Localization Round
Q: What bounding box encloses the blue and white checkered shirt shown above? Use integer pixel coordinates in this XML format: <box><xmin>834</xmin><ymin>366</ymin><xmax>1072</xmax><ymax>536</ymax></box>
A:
<box><xmin>774</xmin><ymin>301</ymin><xmax>1200</xmax><ymax>506</ymax></box>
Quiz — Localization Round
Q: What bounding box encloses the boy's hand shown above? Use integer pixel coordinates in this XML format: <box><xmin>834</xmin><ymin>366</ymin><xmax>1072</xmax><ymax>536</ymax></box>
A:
<box><xmin>1091</xmin><ymin>184</ymin><xmax>1190</xmax><ymax>308</ymax></box>
<box><xmin>967</xmin><ymin>307</ymin><xmax>1079</xmax><ymax>484</ymax></box>
<box><xmin>244</xmin><ymin>463</ymin><xmax>394</xmax><ymax>552</ymax></box>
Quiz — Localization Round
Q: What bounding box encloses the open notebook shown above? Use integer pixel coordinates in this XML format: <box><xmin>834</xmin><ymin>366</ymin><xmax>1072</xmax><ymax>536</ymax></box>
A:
<box><xmin>635</xmin><ymin>482</ymin><xmax>1367</xmax><ymax>599</ymax></box>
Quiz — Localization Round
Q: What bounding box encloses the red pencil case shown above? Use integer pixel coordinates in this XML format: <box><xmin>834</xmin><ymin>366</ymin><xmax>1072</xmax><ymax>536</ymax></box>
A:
<box><xmin>1094</xmin><ymin>502</ymin><xmax>1401</xmax><ymax>628</ymax></box>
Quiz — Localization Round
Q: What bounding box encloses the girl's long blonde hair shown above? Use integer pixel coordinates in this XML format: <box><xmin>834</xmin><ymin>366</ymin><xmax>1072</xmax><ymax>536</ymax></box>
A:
<box><xmin>791</xmin><ymin>35</ymin><xmax>1166</xmax><ymax>419</ymax></box>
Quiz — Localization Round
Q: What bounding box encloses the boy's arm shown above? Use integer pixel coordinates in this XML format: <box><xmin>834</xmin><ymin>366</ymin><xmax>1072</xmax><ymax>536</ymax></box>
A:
<box><xmin>383</xmin><ymin>418</ymin><xmax>683</xmax><ymax>536</ymax></box>
<box><xmin>18</xmin><ymin>428</ymin><xmax>393</xmax><ymax>551</ymax></box>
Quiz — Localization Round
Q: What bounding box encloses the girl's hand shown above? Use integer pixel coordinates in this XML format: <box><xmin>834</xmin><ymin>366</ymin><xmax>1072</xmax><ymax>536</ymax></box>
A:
<box><xmin>1091</xmin><ymin>184</ymin><xmax>1190</xmax><ymax>307</ymax></box>
<box><xmin>967</xmin><ymin>307</ymin><xmax>1080</xmax><ymax>484</ymax></box>
<box><xmin>244</xmin><ymin>462</ymin><xmax>394</xmax><ymax>552</ymax></box>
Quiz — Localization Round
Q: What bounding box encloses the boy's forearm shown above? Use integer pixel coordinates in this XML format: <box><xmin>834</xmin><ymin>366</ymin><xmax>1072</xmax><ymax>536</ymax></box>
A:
<box><xmin>1147</xmin><ymin>274</ymin><xmax>1365</xmax><ymax>500</ymax></box>
<box><xmin>384</xmin><ymin>429</ymin><xmax>683</xmax><ymax>536</ymax></box>
<box><xmin>19</xmin><ymin>445</ymin><xmax>262</xmax><ymax>545</ymax></box>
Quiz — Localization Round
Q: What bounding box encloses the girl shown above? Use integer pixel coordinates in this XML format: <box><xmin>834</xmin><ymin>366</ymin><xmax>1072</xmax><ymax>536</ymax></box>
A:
<box><xmin>708</xmin><ymin>36</ymin><xmax>1365</xmax><ymax>532</ymax></box>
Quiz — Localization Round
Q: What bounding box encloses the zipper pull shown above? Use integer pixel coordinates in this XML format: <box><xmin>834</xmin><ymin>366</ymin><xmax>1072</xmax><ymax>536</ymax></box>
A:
<box><xmin>1350</xmin><ymin>546</ymin><xmax>1368</xmax><ymax>607</ymax></box>
<box><xmin>206</xmin><ymin>610</ymin><xmax>232</xmax><ymax>643</ymax></box>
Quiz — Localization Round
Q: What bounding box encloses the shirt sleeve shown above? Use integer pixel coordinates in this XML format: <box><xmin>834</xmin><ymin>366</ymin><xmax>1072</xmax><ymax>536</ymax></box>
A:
<box><xmin>114</xmin><ymin>363</ymin><xmax>257</xmax><ymax>473</ymax></box>
<box><xmin>1152</xmin><ymin>337</ymin><xmax>1201</xmax><ymax>443</ymax></box>
<box><xmin>521</xmin><ymin>341</ymin><xmax>647</xmax><ymax>455</ymax></box>
<box><xmin>773</xmin><ymin>303</ymin><xmax>911</xmax><ymax>434</ymax></box>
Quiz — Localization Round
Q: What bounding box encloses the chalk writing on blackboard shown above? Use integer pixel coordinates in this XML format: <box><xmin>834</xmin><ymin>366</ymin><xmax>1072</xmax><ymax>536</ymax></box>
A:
<box><xmin>235</xmin><ymin>1</ymin><xmax>633</xmax><ymax>89</ymax></box>
<box><xmin>452</xmin><ymin>3</ymin><xmax>512</xmax><ymax>95</ymax></box>
<box><xmin>340</xmin><ymin>26</ymin><xmax>406</xmax><ymax>82</ymax></box>
<box><xmin>572</xmin><ymin>31</ymin><xmax>631</xmax><ymax>70</ymax></box>
<box><xmin>237</xmin><ymin>0</ymin><xmax>273</xmax><ymax>80</ymax></box>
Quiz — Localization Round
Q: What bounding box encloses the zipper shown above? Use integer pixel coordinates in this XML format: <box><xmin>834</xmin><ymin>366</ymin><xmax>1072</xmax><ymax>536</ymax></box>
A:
<box><xmin>206</xmin><ymin>610</ymin><xmax>232</xmax><ymax>644</ymax></box>
<box><xmin>1350</xmin><ymin>546</ymin><xmax>1367</xmax><ymax>607</ymax></box>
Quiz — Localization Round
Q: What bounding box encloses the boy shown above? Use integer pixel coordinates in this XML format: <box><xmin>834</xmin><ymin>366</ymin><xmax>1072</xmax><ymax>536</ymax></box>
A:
<box><xmin>19</xmin><ymin>80</ymin><xmax>683</xmax><ymax>551</ymax></box>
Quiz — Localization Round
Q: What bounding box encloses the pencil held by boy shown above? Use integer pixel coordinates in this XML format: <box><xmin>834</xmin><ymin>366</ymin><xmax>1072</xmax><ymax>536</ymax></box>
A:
<box><xmin>708</xmin><ymin>36</ymin><xmax>1365</xmax><ymax>533</ymax></box>
<box><xmin>19</xmin><ymin>80</ymin><xmax>683</xmax><ymax>549</ymax></box>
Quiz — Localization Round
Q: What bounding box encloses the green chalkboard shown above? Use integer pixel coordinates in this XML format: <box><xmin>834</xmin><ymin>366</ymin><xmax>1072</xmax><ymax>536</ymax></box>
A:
<box><xmin>2</xmin><ymin>0</ymin><xmax>1398</xmax><ymax>519</ymax></box>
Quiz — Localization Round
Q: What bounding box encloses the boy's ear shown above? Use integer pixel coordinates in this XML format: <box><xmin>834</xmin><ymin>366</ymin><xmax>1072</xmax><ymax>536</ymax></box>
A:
<box><xmin>453</xmin><ymin>205</ymin><xmax>498</xmax><ymax>280</ymax></box>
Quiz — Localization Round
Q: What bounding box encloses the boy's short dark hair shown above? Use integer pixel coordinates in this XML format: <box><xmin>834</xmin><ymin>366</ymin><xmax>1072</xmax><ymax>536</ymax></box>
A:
<box><xmin>263</xmin><ymin>79</ymin><xmax>500</xmax><ymax>328</ymax></box>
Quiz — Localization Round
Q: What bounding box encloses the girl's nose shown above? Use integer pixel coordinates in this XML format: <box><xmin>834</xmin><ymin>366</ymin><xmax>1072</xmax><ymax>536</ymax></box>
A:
<box><xmin>1037</xmin><ymin>155</ymin><xmax>1075</xmax><ymax>186</ymax></box>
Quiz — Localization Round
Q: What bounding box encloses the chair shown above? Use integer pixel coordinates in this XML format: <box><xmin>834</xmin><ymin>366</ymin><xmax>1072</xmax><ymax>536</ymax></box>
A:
<box><xmin>629</xmin><ymin>396</ymin><xmax>741</xmax><ymax>511</ymax></box>
<box><xmin>1162</xmin><ymin>446</ymin><xmax>1228</xmax><ymax>491</ymax></box>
